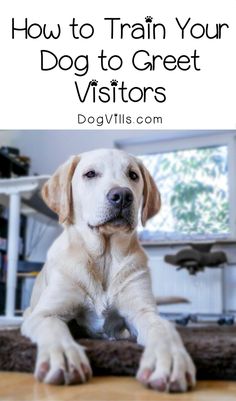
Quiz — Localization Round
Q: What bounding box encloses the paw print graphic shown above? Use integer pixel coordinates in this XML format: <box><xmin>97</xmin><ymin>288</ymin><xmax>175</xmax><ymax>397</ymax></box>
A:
<box><xmin>110</xmin><ymin>79</ymin><xmax>118</xmax><ymax>87</ymax></box>
<box><xmin>145</xmin><ymin>16</ymin><xmax>153</xmax><ymax>23</ymax></box>
<box><xmin>90</xmin><ymin>79</ymin><xmax>98</xmax><ymax>86</ymax></box>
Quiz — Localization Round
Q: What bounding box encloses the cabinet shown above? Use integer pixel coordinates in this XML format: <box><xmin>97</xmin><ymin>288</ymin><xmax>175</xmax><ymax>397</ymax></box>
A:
<box><xmin>0</xmin><ymin>176</ymin><xmax>49</xmax><ymax>321</ymax></box>
<box><xmin>0</xmin><ymin>208</ymin><xmax>27</xmax><ymax>314</ymax></box>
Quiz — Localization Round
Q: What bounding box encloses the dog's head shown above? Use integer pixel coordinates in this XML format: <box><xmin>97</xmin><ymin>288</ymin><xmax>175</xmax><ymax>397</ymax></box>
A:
<box><xmin>42</xmin><ymin>149</ymin><xmax>161</xmax><ymax>233</ymax></box>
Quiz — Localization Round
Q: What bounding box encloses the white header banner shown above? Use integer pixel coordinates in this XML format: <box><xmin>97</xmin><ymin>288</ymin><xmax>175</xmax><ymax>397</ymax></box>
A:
<box><xmin>0</xmin><ymin>0</ymin><xmax>235</xmax><ymax>129</ymax></box>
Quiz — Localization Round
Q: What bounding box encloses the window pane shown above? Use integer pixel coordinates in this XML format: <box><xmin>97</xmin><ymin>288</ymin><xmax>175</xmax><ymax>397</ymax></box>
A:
<box><xmin>138</xmin><ymin>145</ymin><xmax>230</xmax><ymax>241</ymax></box>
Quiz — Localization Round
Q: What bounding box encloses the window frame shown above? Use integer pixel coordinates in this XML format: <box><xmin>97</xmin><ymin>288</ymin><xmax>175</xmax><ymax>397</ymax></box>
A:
<box><xmin>116</xmin><ymin>132</ymin><xmax>236</xmax><ymax>242</ymax></box>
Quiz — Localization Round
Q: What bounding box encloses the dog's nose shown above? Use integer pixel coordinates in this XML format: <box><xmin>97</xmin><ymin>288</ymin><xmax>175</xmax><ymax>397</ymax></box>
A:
<box><xmin>107</xmin><ymin>187</ymin><xmax>133</xmax><ymax>209</ymax></box>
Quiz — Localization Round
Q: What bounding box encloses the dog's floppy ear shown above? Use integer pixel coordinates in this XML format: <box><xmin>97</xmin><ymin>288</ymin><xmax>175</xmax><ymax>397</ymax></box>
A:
<box><xmin>138</xmin><ymin>161</ymin><xmax>161</xmax><ymax>226</ymax></box>
<box><xmin>41</xmin><ymin>155</ymin><xmax>80</xmax><ymax>225</ymax></box>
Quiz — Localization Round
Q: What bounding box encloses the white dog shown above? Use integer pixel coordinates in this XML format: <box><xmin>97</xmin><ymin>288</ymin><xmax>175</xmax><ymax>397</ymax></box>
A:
<box><xmin>22</xmin><ymin>148</ymin><xmax>196</xmax><ymax>392</ymax></box>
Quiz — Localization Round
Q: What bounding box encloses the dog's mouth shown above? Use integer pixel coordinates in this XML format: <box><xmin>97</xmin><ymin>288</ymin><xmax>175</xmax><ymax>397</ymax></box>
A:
<box><xmin>103</xmin><ymin>215</ymin><xmax>130</xmax><ymax>227</ymax></box>
<box><xmin>88</xmin><ymin>211</ymin><xmax>133</xmax><ymax>231</ymax></box>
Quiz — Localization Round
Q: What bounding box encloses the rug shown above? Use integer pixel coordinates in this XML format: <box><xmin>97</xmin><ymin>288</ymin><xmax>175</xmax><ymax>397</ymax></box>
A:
<box><xmin>0</xmin><ymin>326</ymin><xmax>235</xmax><ymax>380</ymax></box>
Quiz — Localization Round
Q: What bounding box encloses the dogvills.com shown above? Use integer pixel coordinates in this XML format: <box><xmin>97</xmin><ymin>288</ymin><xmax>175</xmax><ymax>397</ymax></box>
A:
<box><xmin>77</xmin><ymin>113</ymin><xmax>163</xmax><ymax>126</ymax></box>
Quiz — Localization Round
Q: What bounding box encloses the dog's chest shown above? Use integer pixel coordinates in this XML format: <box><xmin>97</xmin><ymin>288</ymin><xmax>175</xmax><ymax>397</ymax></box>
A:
<box><xmin>75</xmin><ymin>292</ymin><xmax>128</xmax><ymax>339</ymax></box>
<box><xmin>74</xmin><ymin>251</ymin><xmax>128</xmax><ymax>338</ymax></box>
<box><xmin>87</xmin><ymin>292</ymin><xmax>109</xmax><ymax>330</ymax></box>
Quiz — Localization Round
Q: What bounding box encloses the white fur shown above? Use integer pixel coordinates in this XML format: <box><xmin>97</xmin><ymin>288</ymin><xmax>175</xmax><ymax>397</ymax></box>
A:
<box><xmin>22</xmin><ymin>149</ymin><xmax>196</xmax><ymax>392</ymax></box>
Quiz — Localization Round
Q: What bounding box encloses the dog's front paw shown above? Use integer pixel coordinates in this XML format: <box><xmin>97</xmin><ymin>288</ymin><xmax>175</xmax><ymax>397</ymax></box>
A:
<box><xmin>137</xmin><ymin>344</ymin><xmax>196</xmax><ymax>393</ymax></box>
<box><xmin>35</xmin><ymin>341</ymin><xmax>92</xmax><ymax>385</ymax></box>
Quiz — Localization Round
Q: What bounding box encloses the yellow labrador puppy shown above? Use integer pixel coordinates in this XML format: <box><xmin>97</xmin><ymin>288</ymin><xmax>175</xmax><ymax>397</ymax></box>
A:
<box><xmin>22</xmin><ymin>148</ymin><xmax>196</xmax><ymax>392</ymax></box>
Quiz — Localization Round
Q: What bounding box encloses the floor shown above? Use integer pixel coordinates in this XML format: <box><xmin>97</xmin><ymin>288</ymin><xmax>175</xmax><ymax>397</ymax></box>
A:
<box><xmin>0</xmin><ymin>374</ymin><xmax>236</xmax><ymax>401</ymax></box>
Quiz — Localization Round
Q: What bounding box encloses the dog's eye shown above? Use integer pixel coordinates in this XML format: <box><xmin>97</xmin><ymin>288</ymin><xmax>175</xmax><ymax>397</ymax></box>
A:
<box><xmin>84</xmin><ymin>170</ymin><xmax>97</xmax><ymax>179</ymax></box>
<box><xmin>128</xmin><ymin>170</ymin><xmax>139</xmax><ymax>181</ymax></box>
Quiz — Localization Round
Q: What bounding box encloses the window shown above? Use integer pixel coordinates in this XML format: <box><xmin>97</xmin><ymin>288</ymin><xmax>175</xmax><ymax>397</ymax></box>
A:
<box><xmin>116</xmin><ymin>132</ymin><xmax>236</xmax><ymax>242</ymax></box>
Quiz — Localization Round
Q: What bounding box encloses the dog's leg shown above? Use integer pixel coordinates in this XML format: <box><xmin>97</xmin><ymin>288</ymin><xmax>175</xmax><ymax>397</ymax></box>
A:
<box><xmin>135</xmin><ymin>315</ymin><xmax>196</xmax><ymax>392</ymax></box>
<box><xmin>21</xmin><ymin>285</ymin><xmax>92</xmax><ymax>385</ymax></box>
<box><xmin>117</xmin><ymin>277</ymin><xmax>196</xmax><ymax>393</ymax></box>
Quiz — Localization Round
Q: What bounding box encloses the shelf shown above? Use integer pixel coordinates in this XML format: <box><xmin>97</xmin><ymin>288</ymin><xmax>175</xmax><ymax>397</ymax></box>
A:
<box><xmin>0</xmin><ymin>149</ymin><xmax>29</xmax><ymax>178</ymax></box>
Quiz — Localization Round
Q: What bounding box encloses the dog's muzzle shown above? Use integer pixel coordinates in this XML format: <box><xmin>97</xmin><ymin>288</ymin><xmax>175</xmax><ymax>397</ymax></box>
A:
<box><xmin>105</xmin><ymin>186</ymin><xmax>134</xmax><ymax>227</ymax></box>
<box><xmin>89</xmin><ymin>187</ymin><xmax>135</xmax><ymax>230</ymax></box>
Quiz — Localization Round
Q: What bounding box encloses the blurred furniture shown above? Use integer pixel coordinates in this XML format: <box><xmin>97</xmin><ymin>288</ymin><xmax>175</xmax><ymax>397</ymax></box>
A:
<box><xmin>0</xmin><ymin>176</ymin><xmax>49</xmax><ymax>323</ymax></box>
<box><xmin>0</xmin><ymin>146</ymin><xmax>30</xmax><ymax>178</ymax></box>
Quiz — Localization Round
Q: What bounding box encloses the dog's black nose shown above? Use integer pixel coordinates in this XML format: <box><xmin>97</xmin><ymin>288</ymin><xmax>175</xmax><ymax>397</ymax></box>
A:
<box><xmin>107</xmin><ymin>187</ymin><xmax>133</xmax><ymax>209</ymax></box>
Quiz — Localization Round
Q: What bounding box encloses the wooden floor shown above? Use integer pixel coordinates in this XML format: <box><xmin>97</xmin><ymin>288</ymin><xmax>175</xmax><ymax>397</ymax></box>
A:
<box><xmin>0</xmin><ymin>373</ymin><xmax>236</xmax><ymax>401</ymax></box>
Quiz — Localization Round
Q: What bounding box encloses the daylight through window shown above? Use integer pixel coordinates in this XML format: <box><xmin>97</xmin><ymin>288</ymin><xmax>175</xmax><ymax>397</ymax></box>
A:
<box><xmin>138</xmin><ymin>145</ymin><xmax>230</xmax><ymax>241</ymax></box>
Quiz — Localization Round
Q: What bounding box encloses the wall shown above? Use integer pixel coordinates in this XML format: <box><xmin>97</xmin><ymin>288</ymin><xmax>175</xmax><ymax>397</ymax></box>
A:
<box><xmin>1</xmin><ymin>130</ymin><xmax>128</xmax><ymax>174</ymax></box>
<box><xmin>0</xmin><ymin>130</ymin><xmax>224</xmax><ymax>174</ymax></box>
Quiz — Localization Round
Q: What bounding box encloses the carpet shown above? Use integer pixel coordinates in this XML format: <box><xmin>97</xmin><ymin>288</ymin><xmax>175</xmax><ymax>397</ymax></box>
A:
<box><xmin>0</xmin><ymin>326</ymin><xmax>235</xmax><ymax>380</ymax></box>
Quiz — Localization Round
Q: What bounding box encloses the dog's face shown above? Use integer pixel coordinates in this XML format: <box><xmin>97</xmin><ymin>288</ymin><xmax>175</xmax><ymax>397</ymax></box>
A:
<box><xmin>73</xmin><ymin>149</ymin><xmax>145</xmax><ymax>233</ymax></box>
<box><xmin>42</xmin><ymin>149</ymin><xmax>161</xmax><ymax>233</ymax></box>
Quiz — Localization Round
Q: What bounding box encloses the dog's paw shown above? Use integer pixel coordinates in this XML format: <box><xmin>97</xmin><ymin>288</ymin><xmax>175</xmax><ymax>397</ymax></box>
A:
<box><xmin>35</xmin><ymin>341</ymin><xmax>92</xmax><ymax>385</ymax></box>
<box><xmin>136</xmin><ymin>345</ymin><xmax>196</xmax><ymax>393</ymax></box>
